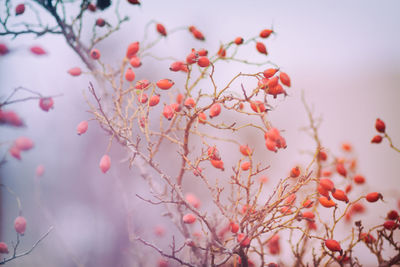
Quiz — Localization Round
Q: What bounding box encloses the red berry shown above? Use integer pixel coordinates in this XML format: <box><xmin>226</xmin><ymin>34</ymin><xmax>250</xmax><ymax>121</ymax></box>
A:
<box><xmin>183</xmin><ymin>213</ymin><xmax>196</xmax><ymax>224</ymax></box>
<box><xmin>0</xmin><ymin>43</ymin><xmax>9</xmax><ymax>55</ymax></box>
<box><xmin>9</xmin><ymin>146</ymin><xmax>21</xmax><ymax>160</ymax></box>
<box><xmin>239</xmin><ymin>145</ymin><xmax>252</xmax><ymax>156</ymax></box>
<box><xmin>383</xmin><ymin>220</ymin><xmax>398</xmax><ymax>230</ymax></box>
<box><xmin>302</xmin><ymin>211</ymin><xmax>315</xmax><ymax>220</ymax></box>
<box><xmin>229</xmin><ymin>222</ymin><xmax>239</xmax><ymax>233</ymax></box>
<box><xmin>371</xmin><ymin>135</ymin><xmax>383</xmax><ymax>144</ymax></box>
<box><xmin>353</xmin><ymin>174</ymin><xmax>365</xmax><ymax>184</ymax></box>
<box><xmin>149</xmin><ymin>95</ymin><xmax>160</xmax><ymax>107</ymax></box>
<box><xmin>162</xmin><ymin>105</ymin><xmax>174</xmax><ymax>120</ymax></box>
<box><xmin>30</xmin><ymin>45</ymin><xmax>46</xmax><ymax>55</ymax></box>
<box><xmin>320</xmin><ymin>178</ymin><xmax>335</xmax><ymax>191</ymax></box>
<box><xmin>318</xmin><ymin>184</ymin><xmax>330</xmax><ymax>198</ymax></box>
<box><xmin>184</xmin><ymin>97</ymin><xmax>195</xmax><ymax>109</ymax></box>
<box><xmin>325</xmin><ymin>239</ymin><xmax>342</xmax><ymax>253</ymax></box>
<box><xmin>170</xmin><ymin>61</ymin><xmax>185</xmax><ymax>72</ymax></box>
<box><xmin>318</xmin><ymin>151</ymin><xmax>328</xmax><ymax>161</ymax></box>
<box><xmin>209</xmin><ymin>103</ymin><xmax>221</xmax><ymax>118</ymax></box>
<box><xmin>336</xmin><ymin>163</ymin><xmax>347</xmax><ymax>177</ymax></box>
<box><xmin>126</xmin><ymin>42</ymin><xmax>139</xmax><ymax>59</ymax></box>
<box><xmin>14</xmin><ymin>216</ymin><xmax>27</xmax><ymax>234</ymax></box>
<box><xmin>267</xmin><ymin>76</ymin><xmax>279</xmax><ymax>88</ymax></box>
<box><xmin>138</xmin><ymin>93</ymin><xmax>148</xmax><ymax>103</ymax></box>
<box><xmin>87</xmin><ymin>3</ymin><xmax>97</xmax><ymax>12</ymax></box>
<box><xmin>156</xmin><ymin>23</ymin><xmax>167</xmax><ymax>36</ymax></box>
<box><xmin>217</xmin><ymin>46</ymin><xmax>226</xmax><ymax>58</ymax></box>
<box><xmin>366</xmin><ymin>192</ymin><xmax>383</xmax><ymax>203</ymax></box>
<box><xmin>127</xmin><ymin>0</ymin><xmax>140</xmax><ymax>5</ymax></box>
<box><xmin>237</xmin><ymin>233</ymin><xmax>251</xmax><ymax>247</ymax></box>
<box><xmin>319</xmin><ymin>196</ymin><xmax>336</xmax><ymax>208</ymax></box>
<box><xmin>332</xmin><ymin>189</ymin><xmax>349</xmax><ymax>203</ymax></box>
<box><xmin>135</xmin><ymin>79</ymin><xmax>150</xmax><ymax>90</ymax></box>
<box><xmin>250</xmin><ymin>101</ymin><xmax>266</xmax><ymax>113</ymax></box>
<box><xmin>197</xmin><ymin>56</ymin><xmax>210</xmax><ymax>67</ymax></box>
<box><xmin>15</xmin><ymin>136</ymin><xmax>34</xmax><ymax>151</ymax></box>
<box><xmin>197</xmin><ymin>49</ymin><xmax>208</xmax><ymax>56</ymax></box>
<box><xmin>302</xmin><ymin>199</ymin><xmax>314</xmax><ymax>208</ymax></box>
<box><xmin>39</xmin><ymin>97</ymin><xmax>54</xmax><ymax>112</ymax></box>
<box><xmin>290</xmin><ymin>166</ymin><xmax>300</xmax><ymax>178</ymax></box>
<box><xmin>198</xmin><ymin>112</ymin><xmax>206</xmax><ymax>124</ymax></box>
<box><xmin>96</xmin><ymin>18</ymin><xmax>106</xmax><ymax>27</ymax></box>
<box><xmin>192</xmin><ymin>29</ymin><xmax>205</xmax><ymax>40</ymax></box>
<box><xmin>77</xmin><ymin>121</ymin><xmax>89</xmax><ymax>135</ymax></box>
<box><xmin>15</xmin><ymin>4</ymin><xmax>25</xmax><ymax>15</ymax></box>
<box><xmin>125</xmin><ymin>68</ymin><xmax>136</xmax><ymax>82</ymax></box>
<box><xmin>387</xmin><ymin>210</ymin><xmax>399</xmax><ymax>220</ymax></box>
<box><xmin>90</xmin><ymin>48</ymin><xmax>100</xmax><ymax>60</ymax></box>
<box><xmin>375</xmin><ymin>118</ymin><xmax>386</xmax><ymax>133</ymax></box>
<box><xmin>263</xmin><ymin>68</ymin><xmax>278</xmax><ymax>78</ymax></box>
<box><xmin>99</xmin><ymin>154</ymin><xmax>111</xmax><ymax>173</ymax></box>
<box><xmin>259</xmin><ymin>29</ymin><xmax>273</xmax><ymax>38</ymax></box>
<box><xmin>234</xmin><ymin>37</ymin><xmax>244</xmax><ymax>45</ymax></box>
<box><xmin>241</xmin><ymin>161</ymin><xmax>251</xmax><ymax>171</ymax></box>
<box><xmin>256</xmin><ymin>42</ymin><xmax>267</xmax><ymax>54</ymax></box>
<box><xmin>186</xmin><ymin>51</ymin><xmax>198</xmax><ymax>64</ymax></box>
<box><xmin>279</xmin><ymin>72</ymin><xmax>291</xmax><ymax>87</ymax></box>
<box><xmin>68</xmin><ymin>67</ymin><xmax>82</xmax><ymax>76</ymax></box>
<box><xmin>129</xmin><ymin>56</ymin><xmax>142</xmax><ymax>68</ymax></box>
<box><xmin>210</xmin><ymin>159</ymin><xmax>224</xmax><ymax>171</ymax></box>
<box><xmin>0</xmin><ymin>242</ymin><xmax>9</xmax><ymax>254</ymax></box>
<box><xmin>185</xmin><ymin>193</ymin><xmax>201</xmax><ymax>208</ymax></box>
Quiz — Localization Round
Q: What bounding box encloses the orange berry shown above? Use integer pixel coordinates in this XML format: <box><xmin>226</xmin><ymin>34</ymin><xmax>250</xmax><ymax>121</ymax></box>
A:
<box><xmin>318</xmin><ymin>184</ymin><xmax>330</xmax><ymax>198</ymax></box>
<box><xmin>162</xmin><ymin>105</ymin><xmax>174</xmax><ymax>120</ymax></box>
<box><xmin>156</xmin><ymin>23</ymin><xmax>167</xmax><ymax>36</ymax></box>
<box><xmin>366</xmin><ymin>192</ymin><xmax>383</xmax><ymax>203</ymax></box>
<box><xmin>234</xmin><ymin>37</ymin><xmax>244</xmax><ymax>45</ymax></box>
<box><xmin>325</xmin><ymin>239</ymin><xmax>342</xmax><ymax>253</ymax></box>
<box><xmin>217</xmin><ymin>45</ymin><xmax>226</xmax><ymax>58</ymax></box>
<box><xmin>68</xmin><ymin>67</ymin><xmax>82</xmax><ymax>76</ymax></box>
<box><xmin>198</xmin><ymin>112</ymin><xmax>206</xmax><ymax>124</ymax></box>
<box><xmin>184</xmin><ymin>97</ymin><xmax>195</xmax><ymax>109</ymax></box>
<box><xmin>207</xmin><ymin>146</ymin><xmax>221</xmax><ymax>160</ymax></box>
<box><xmin>319</xmin><ymin>196</ymin><xmax>336</xmax><ymax>208</ymax></box>
<box><xmin>209</xmin><ymin>103</ymin><xmax>221</xmax><ymax>118</ymax></box>
<box><xmin>263</xmin><ymin>68</ymin><xmax>278</xmax><ymax>78</ymax></box>
<box><xmin>336</xmin><ymin>163</ymin><xmax>347</xmax><ymax>177</ymax></box>
<box><xmin>259</xmin><ymin>29</ymin><xmax>273</xmax><ymax>38</ymax></box>
<box><xmin>210</xmin><ymin>159</ymin><xmax>224</xmax><ymax>171</ymax></box>
<box><xmin>183</xmin><ymin>213</ymin><xmax>196</xmax><ymax>224</ymax></box>
<box><xmin>197</xmin><ymin>49</ymin><xmax>208</xmax><ymax>56</ymax></box>
<box><xmin>375</xmin><ymin>118</ymin><xmax>385</xmax><ymax>133</ymax></box>
<box><xmin>256</xmin><ymin>42</ymin><xmax>267</xmax><ymax>54</ymax></box>
<box><xmin>126</xmin><ymin>42</ymin><xmax>139</xmax><ymax>59</ymax></box>
<box><xmin>241</xmin><ymin>161</ymin><xmax>251</xmax><ymax>171</ymax></box>
<box><xmin>302</xmin><ymin>211</ymin><xmax>315</xmax><ymax>220</ymax></box>
<box><xmin>320</xmin><ymin>178</ymin><xmax>335</xmax><ymax>191</ymax></box>
<box><xmin>129</xmin><ymin>56</ymin><xmax>142</xmax><ymax>68</ymax></box>
<box><xmin>125</xmin><ymin>67</ymin><xmax>136</xmax><ymax>82</ymax></box>
<box><xmin>302</xmin><ymin>199</ymin><xmax>314</xmax><ymax>208</ymax></box>
<box><xmin>332</xmin><ymin>189</ymin><xmax>349</xmax><ymax>203</ymax></box>
<box><xmin>353</xmin><ymin>174</ymin><xmax>365</xmax><ymax>184</ymax></box>
<box><xmin>239</xmin><ymin>145</ymin><xmax>252</xmax><ymax>156</ymax></box>
<box><xmin>267</xmin><ymin>76</ymin><xmax>279</xmax><ymax>88</ymax></box>
<box><xmin>197</xmin><ymin>56</ymin><xmax>210</xmax><ymax>67</ymax></box>
<box><xmin>156</xmin><ymin>79</ymin><xmax>174</xmax><ymax>90</ymax></box>
<box><xmin>250</xmin><ymin>100</ymin><xmax>266</xmax><ymax>113</ymax></box>
<box><xmin>279</xmin><ymin>72</ymin><xmax>291</xmax><ymax>87</ymax></box>
<box><xmin>290</xmin><ymin>166</ymin><xmax>300</xmax><ymax>178</ymax></box>
<box><xmin>135</xmin><ymin>79</ymin><xmax>150</xmax><ymax>90</ymax></box>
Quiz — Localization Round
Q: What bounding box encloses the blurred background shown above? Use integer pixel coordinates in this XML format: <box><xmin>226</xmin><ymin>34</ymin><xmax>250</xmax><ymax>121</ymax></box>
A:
<box><xmin>1</xmin><ymin>0</ymin><xmax>400</xmax><ymax>266</ymax></box>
